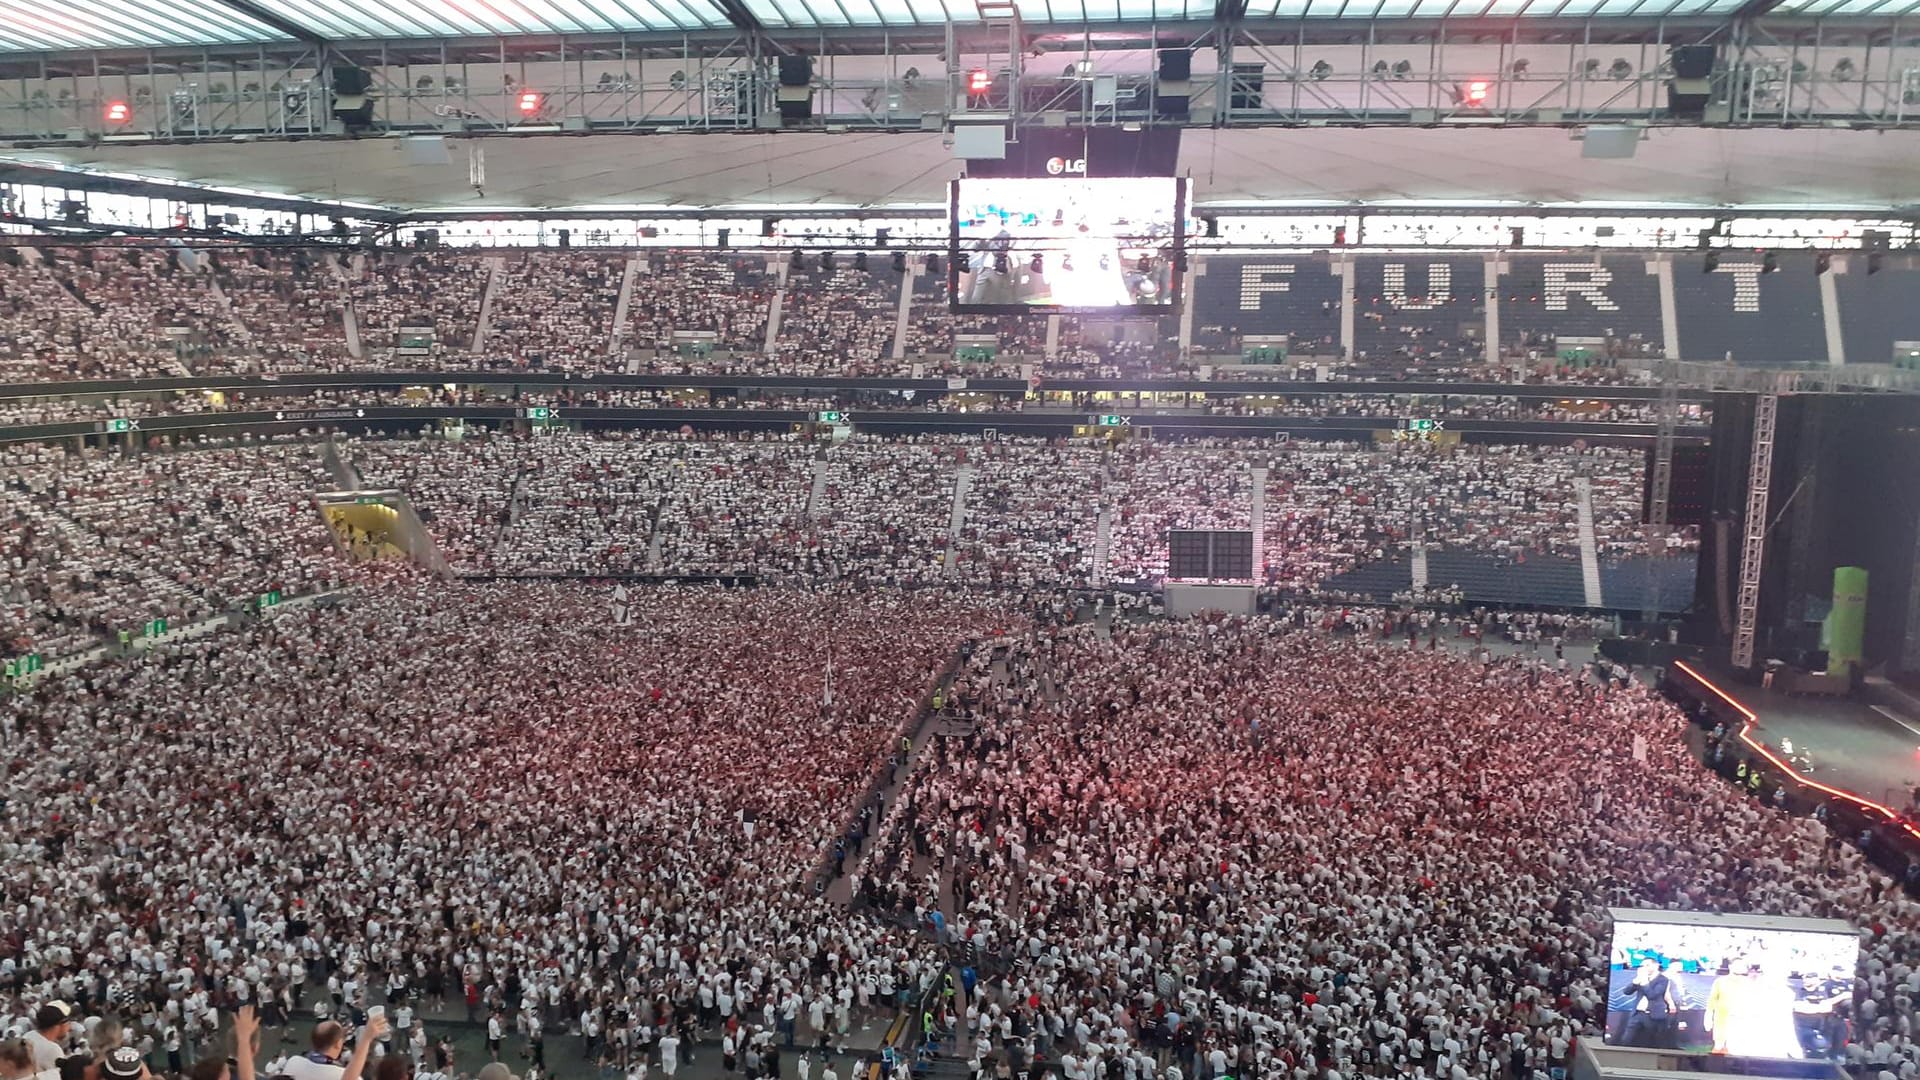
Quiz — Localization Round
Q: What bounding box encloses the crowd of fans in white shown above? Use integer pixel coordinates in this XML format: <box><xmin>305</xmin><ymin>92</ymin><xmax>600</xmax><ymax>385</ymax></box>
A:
<box><xmin>0</xmin><ymin>583</ymin><xmax>1008</xmax><ymax>1080</ymax></box>
<box><xmin>855</xmin><ymin>617</ymin><xmax>1920</xmax><ymax>1080</ymax></box>
<box><xmin>0</xmin><ymin>389</ymin><xmax>1685</xmax><ymax>431</ymax></box>
<box><xmin>0</xmin><ymin>429</ymin><xmax>1678</xmax><ymax>657</ymax></box>
<box><xmin>4</xmin><ymin>585</ymin><xmax>1919</xmax><ymax>1080</ymax></box>
<box><xmin>0</xmin><ymin>245</ymin><xmax>1699</xmax><ymax>387</ymax></box>
<box><xmin>0</xmin><ymin>240</ymin><xmax>1901</xmax><ymax>1080</ymax></box>
<box><xmin>0</xmin><ymin>437</ymin><xmax>349</xmax><ymax>658</ymax></box>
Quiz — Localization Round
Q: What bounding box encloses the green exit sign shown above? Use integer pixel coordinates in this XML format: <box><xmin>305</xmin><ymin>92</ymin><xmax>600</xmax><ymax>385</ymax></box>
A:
<box><xmin>819</xmin><ymin>411</ymin><xmax>844</xmax><ymax>424</ymax></box>
<box><xmin>1407</xmin><ymin>419</ymin><xmax>1437</xmax><ymax>432</ymax></box>
<box><xmin>528</xmin><ymin>407</ymin><xmax>552</xmax><ymax>420</ymax></box>
<box><xmin>108</xmin><ymin>418</ymin><xmax>132</xmax><ymax>432</ymax></box>
<box><xmin>4</xmin><ymin>653</ymin><xmax>42</xmax><ymax>678</ymax></box>
<box><xmin>1097</xmin><ymin>414</ymin><xmax>1129</xmax><ymax>427</ymax></box>
<box><xmin>258</xmin><ymin>590</ymin><xmax>283</xmax><ymax>609</ymax></box>
<box><xmin>143</xmin><ymin>618</ymin><xmax>168</xmax><ymax>638</ymax></box>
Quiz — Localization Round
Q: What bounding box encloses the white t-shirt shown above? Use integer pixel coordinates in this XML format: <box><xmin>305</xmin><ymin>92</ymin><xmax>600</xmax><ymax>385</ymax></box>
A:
<box><xmin>26</xmin><ymin>1031</ymin><xmax>65</xmax><ymax>1071</ymax></box>
<box><xmin>283</xmin><ymin>1058</ymin><xmax>348</xmax><ymax>1080</ymax></box>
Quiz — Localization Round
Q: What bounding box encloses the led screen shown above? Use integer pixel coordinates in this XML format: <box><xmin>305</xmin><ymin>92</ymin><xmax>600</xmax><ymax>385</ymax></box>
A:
<box><xmin>948</xmin><ymin>177</ymin><xmax>1185</xmax><ymax>313</ymax></box>
<box><xmin>1604</xmin><ymin>912</ymin><xmax>1857</xmax><ymax>1060</ymax></box>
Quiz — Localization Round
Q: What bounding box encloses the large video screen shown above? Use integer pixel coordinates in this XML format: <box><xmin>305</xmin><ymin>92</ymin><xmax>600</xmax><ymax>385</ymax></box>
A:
<box><xmin>948</xmin><ymin>177</ymin><xmax>1186</xmax><ymax>313</ymax></box>
<box><xmin>1604</xmin><ymin>910</ymin><xmax>1857</xmax><ymax>1060</ymax></box>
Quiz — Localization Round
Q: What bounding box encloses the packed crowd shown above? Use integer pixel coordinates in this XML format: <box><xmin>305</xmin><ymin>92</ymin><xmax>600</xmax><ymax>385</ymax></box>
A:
<box><xmin>626</xmin><ymin>253</ymin><xmax>776</xmax><ymax>355</ymax></box>
<box><xmin>350</xmin><ymin>252</ymin><xmax>489</xmax><ymax>367</ymax></box>
<box><xmin>0</xmin><ymin>387</ymin><xmax>1696</xmax><ymax>430</ymax></box>
<box><xmin>0</xmin><ymin>430</ymin><xmax>1679</xmax><ymax>656</ymax></box>
<box><xmin>355</xmin><ymin>431</ymin><xmax>1682</xmax><ymax>588</ymax></box>
<box><xmin>0</xmin><ymin>583</ymin><xmax>1011</xmax><ymax>1080</ymax></box>
<box><xmin>0</xmin><ymin>249</ymin><xmax>235</xmax><ymax>382</ymax></box>
<box><xmin>0</xmin><ymin>246</ymin><xmax>1717</xmax><ymax>387</ymax></box>
<box><xmin>209</xmin><ymin>250</ymin><xmax>354</xmax><ymax>372</ymax></box>
<box><xmin>0</xmin><ymin>437</ymin><xmax>349</xmax><ymax>657</ymax></box>
<box><xmin>857</xmin><ymin>617</ymin><xmax>1918</xmax><ymax>1080</ymax></box>
<box><xmin>484</xmin><ymin>254</ymin><xmax>624</xmax><ymax>370</ymax></box>
<box><xmin>771</xmin><ymin>267</ymin><xmax>903</xmax><ymax>377</ymax></box>
<box><xmin>6</xmin><ymin>579</ymin><xmax>1912</xmax><ymax>1080</ymax></box>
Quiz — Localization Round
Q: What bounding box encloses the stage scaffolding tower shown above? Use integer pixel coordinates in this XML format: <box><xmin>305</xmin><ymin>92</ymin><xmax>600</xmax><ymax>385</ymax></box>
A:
<box><xmin>1643</xmin><ymin>360</ymin><xmax>1680</xmax><ymax>621</ymax></box>
<box><xmin>1731</xmin><ymin>391</ymin><xmax>1779</xmax><ymax>671</ymax></box>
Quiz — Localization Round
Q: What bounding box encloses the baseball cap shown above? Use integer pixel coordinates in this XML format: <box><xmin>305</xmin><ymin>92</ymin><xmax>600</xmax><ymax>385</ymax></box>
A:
<box><xmin>102</xmin><ymin>1047</ymin><xmax>145</xmax><ymax>1080</ymax></box>
<box><xmin>34</xmin><ymin>1003</ymin><xmax>73</xmax><ymax>1030</ymax></box>
<box><xmin>477</xmin><ymin>1065</ymin><xmax>521</xmax><ymax>1080</ymax></box>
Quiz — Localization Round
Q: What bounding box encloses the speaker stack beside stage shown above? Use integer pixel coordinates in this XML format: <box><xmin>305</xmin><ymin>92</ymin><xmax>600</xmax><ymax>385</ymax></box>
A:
<box><xmin>1156</xmin><ymin>49</ymin><xmax>1191</xmax><ymax>119</ymax></box>
<box><xmin>1666</xmin><ymin>45</ymin><xmax>1716</xmax><ymax>120</ymax></box>
<box><xmin>777</xmin><ymin>55</ymin><xmax>813</xmax><ymax>124</ymax></box>
<box><xmin>331</xmin><ymin>65</ymin><xmax>375</xmax><ymax>129</ymax></box>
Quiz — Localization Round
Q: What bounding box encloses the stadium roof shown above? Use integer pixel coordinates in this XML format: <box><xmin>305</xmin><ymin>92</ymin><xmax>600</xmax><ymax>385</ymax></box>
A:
<box><xmin>0</xmin><ymin>0</ymin><xmax>1909</xmax><ymax>53</ymax></box>
<box><xmin>6</xmin><ymin>126</ymin><xmax>1917</xmax><ymax>209</ymax></box>
<box><xmin>1243</xmin><ymin>0</ymin><xmax>1749</xmax><ymax>18</ymax></box>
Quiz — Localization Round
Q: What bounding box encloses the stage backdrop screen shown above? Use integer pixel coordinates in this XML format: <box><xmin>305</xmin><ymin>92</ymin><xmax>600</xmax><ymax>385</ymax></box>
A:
<box><xmin>1603</xmin><ymin>909</ymin><xmax>1857</xmax><ymax>1060</ymax></box>
<box><xmin>949</xmin><ymin>177</ymin><xmax>1186</xmax><ymax>314</ymax></box>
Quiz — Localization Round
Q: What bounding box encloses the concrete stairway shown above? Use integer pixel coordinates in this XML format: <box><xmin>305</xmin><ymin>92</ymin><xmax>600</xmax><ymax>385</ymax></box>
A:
<box><xmin>943</xmin><ymin>465</ymin><xmax>973</xmax><ymax>575</ymax></box>
<box><xmin>1573</xmin><ymin>476</ymin><xmax>1605</xmax><ymax>607</ymax></box>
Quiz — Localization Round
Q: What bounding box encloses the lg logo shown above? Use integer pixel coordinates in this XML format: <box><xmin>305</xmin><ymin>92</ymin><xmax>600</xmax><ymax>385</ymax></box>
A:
<box><xmin>1044</xmin><ymin>156</ymin><xmax>1087</xmax><ymax>176</ymax></box>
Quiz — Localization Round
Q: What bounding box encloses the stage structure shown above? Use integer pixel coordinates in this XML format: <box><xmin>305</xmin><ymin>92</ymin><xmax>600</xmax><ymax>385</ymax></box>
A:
<box><xmin>1696</xmin><ymin>392</ymin><xmax>1920</xmax><ymax>679</ymax></box>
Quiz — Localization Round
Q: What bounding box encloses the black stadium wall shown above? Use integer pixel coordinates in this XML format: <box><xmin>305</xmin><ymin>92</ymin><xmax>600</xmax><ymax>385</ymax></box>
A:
<box><xmin>1836</xmin><ymin>267</ymin><xmax>1920</xmax><ymax>368</ymax></box>
<box><xmin>1696</xmin><ymin>393</ymin><xmax>1920</xmax><ymax>671</ymax></box>
<box><xmin>1500</xmin><ymin>255</ymin><xmax>1663</xmax><ymax>352</ymax></box>
<box><xmin>1191</xmin><ymin>256</ymin><xmax>1343</xmax><ymax>352</ymax></box>
<box><xmin>1180</xmin><ymin>253</ymin><xmax>1914</xmax><ymax>366</ymax></box>
<box><xmin>1353</xmin><ymin>257</ymin><xmax>1487</xmax><ymax>360</ymax></box>
<box><xmin>1669</xmin><ymin>253</ymin><xmax>1826</xmax><ymax>366</ymax></box>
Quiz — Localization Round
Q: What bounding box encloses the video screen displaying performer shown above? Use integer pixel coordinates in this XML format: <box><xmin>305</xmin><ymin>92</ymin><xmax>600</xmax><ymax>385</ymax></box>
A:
<box><xmin>1603</xmin><ymin>916</ymin><xmax>1857</xmax><ymax>1059</ymax></box>
<box><xmin>949</xmin><ymin>177</ymin><xmax>1184</xmax><ymax>312</ymax></box>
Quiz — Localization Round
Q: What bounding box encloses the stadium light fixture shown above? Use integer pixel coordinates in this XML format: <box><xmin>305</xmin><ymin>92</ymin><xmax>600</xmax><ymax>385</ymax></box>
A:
<box><xmin>517</xmin><ymin>91</ymin><xmax>544</xmax><ymax>116</ymax></box>
<box><xmin>104</xmin><ymin>100</ymin><xmax>132</xmax><ymax>125</ymax></box>
<box><xmin>967</xmin><ymin>70</ymin><xmax>992</xmax><ymax>96</ymax></box>
<box><xmin>1461</xmin><ymin>80</ymin><xmax>1492</xmax><ymax>107</ymax></box>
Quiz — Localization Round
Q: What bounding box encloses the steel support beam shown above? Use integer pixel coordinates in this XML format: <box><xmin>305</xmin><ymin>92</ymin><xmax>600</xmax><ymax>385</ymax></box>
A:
<box><xmin>1644</xmin><ymin>358</ymin><xmax>1680</xmax><ymax>621</ymax></box>
<box><xmin>208</xmin><ymin>0</ymin><xmax>329</xmax><ymax>47</ymax></box>
<box><xmin>1730</xmin><ymin>389</ymin><xmax>1779</xmax><ymax>671</ymax></box>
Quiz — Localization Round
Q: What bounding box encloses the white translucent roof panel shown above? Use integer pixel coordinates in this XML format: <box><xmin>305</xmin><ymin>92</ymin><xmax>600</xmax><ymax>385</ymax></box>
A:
<box><xmin>1773</xmin><ymin>0</ymin><xmax>1920</xmax><ymax>13</ymax></box>
<box><xmin>1243</xmin><ymin>0</ymin><xmax>1746</xmax><ymax>14</ymax></box>
<box><xmin>243</xmin><ymin>0</ymin><xmax>729</xmax><ymax>35</ymax></box>
<box><xmin>741</xmin><ymin>0</ymin><xmax>1201</xmax><ymax>23</ymax></box>
<box><xmin>0</xmin><ymin>0</ymin><xmax>294</xmax><ymax>50</ymax></box>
